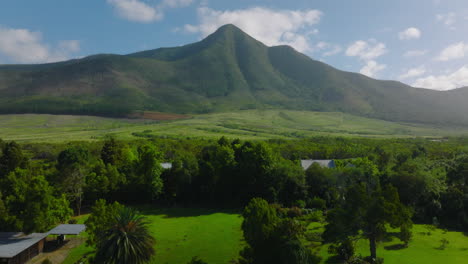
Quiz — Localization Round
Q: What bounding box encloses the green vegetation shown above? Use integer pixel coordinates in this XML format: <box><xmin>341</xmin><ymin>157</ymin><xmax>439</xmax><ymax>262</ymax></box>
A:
<box><xmin>2</xmin><ymin>24</ymin><xmax>468</xmax><ymax>125</ymax></box>
<box><xmin>64</xmin><ymin>208</ymin><xmax>243</xmax><ymax>264</ymax></box>
<box><xmin>316</xmin><ymin>224</ymin><xmax>468</xmax><ymax>264</ymax></box>
<box><xmin>64</xmin><ymin>210</ymin><xmax>468</xmax><ymax>264</ymax></box>
<box><xmin>2</xmin><ymin>134</ymin><xmax>468</xmax><ymax>263</ymax></box>
<box><xmin>2</xmin><ymin>110</ymin><xmax>468</xmax><ymax>143</ymax></box>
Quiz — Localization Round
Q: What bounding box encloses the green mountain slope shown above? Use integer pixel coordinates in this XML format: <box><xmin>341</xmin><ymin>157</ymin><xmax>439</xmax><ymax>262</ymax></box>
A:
<box><xmin>0</xmin><ymin>24</ymin><xmax>467</xmax><ymax>125</ymax></box>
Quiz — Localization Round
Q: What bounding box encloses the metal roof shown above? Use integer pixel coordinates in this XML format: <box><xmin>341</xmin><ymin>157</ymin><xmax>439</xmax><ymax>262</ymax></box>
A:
<box><xmin>301</xmin><ymin>159</ymin><xmax>336</xmax><ymax>170</ymax></box>
<box><xmin>161</xmin><ymin>162</ymin><xmax>172</xmax><ymax>169</ymax></box>
<box><xmin>0</xmin><ymin>232</ymin><xmax>48</xmax><ymax>258</ymax></box>
<box><xmin>47</xmin><ymin>224</ymin><xmax>86</xmax><ymax>235</ymax></box>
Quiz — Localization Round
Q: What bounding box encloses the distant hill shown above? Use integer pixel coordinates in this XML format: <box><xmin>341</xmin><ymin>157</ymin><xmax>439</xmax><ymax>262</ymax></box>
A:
<box><xmin>1</xmin><ymin>24</ymin><xmax>468</xmax><ymax>125</ymax></box>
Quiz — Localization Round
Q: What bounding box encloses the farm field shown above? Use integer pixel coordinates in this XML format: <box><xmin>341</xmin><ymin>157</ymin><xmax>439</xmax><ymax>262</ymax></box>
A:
<box><xmin>62</xmin><ymin>208</ymin><xmax>468</xmax><ymax>264</ymax></box>
<box><xmin>1</xmin><ymin>110</ymin><xmax>468</xmax><ymax>142</ymax></box>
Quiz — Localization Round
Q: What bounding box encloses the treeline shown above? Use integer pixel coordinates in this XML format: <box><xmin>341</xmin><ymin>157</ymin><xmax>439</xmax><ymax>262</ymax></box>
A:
<box><xmin>1</xmin><ymin>136</ymin><xmax>468</xmax><ymax>234</ymax></box>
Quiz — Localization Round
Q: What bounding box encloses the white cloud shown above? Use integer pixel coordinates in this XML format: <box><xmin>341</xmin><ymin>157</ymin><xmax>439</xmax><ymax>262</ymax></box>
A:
<box><xmin>107</xmin><ymin>0</ymin><xmax>194</xmax><ymax>23</ymax></box>
<box><xmin>59</xmin><ymin>40</ymin><xmax>80</xmax><ymax>53</ymax></box>
<box><xmin>413</xmin><ymin>65</ymin><xmax>468</xmax><ymax>90</ymax></box>
<box><xmin>345</xmin><ymin>40</ymin><xmax>387</xmax><ymax>60</ymax></box>
<box><xmin>183</xmin><ymin>7</ymin><xmax>322</xmax><ymax>53</ymax></box>
<box><xmin>436</xmin><ymin>42</ymin><xmax>468</xmax><ymax>61</ymax></box>
<box><xmin>0</xmin><ymin>26</ymin><xmax>80</xmax><ymax>63</ymax></box>
<box><xmin>314</xmin><ymin>42</ymin><xmax>342</xmax><ymax>56</ymax></box>
<box><xmin>360</xmin><ymin>60</ymin><xmax>386</xmax><ymax>78</ymax></box>
<box><xmin>399</xmin><ymin>66</ymin><xmax>426</xmax><ymax>79</ymax></box>
<box><xmin>403</xmin><ymin>49</ymin><xmax>428</xmax><ymax>57</ymax></box>
<box><xmin>161</xmin><ymin>0</ymin><xmax>193</xmax><ymax>8</ymax></box>
<box><xmin>398</xmin><ymin>27</ymin><xmax>421</xmax><ymax>40</ymax></box>
<box><xmin>107</xmin><ymin>0</ymin><xmax>163</xmax><ymax>23</ymax></box>
<box><xmin>436</xmin><ymin>12</ymin><xmax>456</xmax><ymax>28</ymax></box>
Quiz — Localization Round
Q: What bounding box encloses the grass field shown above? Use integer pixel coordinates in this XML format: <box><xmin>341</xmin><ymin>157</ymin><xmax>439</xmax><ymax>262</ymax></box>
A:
<box><xmin>62</xmin><ymin>208</ymin><xmax>468</xmax><ymax>264</ymax></box>
<box><xmin>62</xmin><ymin>208</ymin><xmax>244</xmax><ymax>264</ymax></box>
<box><xmin>311</xmin><ymin>223</ymin><xmax>468</xmax><ymax>264</ymax></box>
<box><xmin>1</xmin><ymin>110</ymin><xmax>468</xmax><ymax>142</ymax></box>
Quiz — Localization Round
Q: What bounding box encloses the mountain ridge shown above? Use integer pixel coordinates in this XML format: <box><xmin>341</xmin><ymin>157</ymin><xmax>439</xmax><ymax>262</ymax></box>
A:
<box><xmin>1</xmin><ymin>24</ymin><xmax>468</xmax><ymax>125</ymax></box>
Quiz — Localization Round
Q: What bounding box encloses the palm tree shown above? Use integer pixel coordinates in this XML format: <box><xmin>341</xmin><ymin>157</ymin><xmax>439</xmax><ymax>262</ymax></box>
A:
<box><xmin>94</xmin><ymin>207</ymin><xmax>156</xmax><ymax>264</ymax></box>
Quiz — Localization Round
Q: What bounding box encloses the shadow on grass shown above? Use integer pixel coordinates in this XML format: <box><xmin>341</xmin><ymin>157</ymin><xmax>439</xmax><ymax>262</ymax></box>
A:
<box><xmin>43</xmin><ymin>240</ymin><xmax>70</xmax><ymax>253</ymax></box>
<box><xmin>135</xmin><ymin>206</ymin><xmax>241</xmax><ymax>218</ymax></box>
<box><xmin>383</xmin><ymin>232</ymin><xmax>400</xmax><ymax>242</ymax></box>
<box><xmin>384</xmin><ymin>243</ymin><xmax>407</xmax><ymax>250</ymax></box>
<box><xmin>324</xmin><ymin>255</ymin><xmax>342</xmax><ymax>264</ymax></box>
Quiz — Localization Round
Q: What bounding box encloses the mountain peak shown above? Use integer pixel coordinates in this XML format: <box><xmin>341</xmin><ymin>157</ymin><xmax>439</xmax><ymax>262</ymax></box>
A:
<box><xmin>215</xmin><ymin>24</ymin><xmax>244</xmax><ymax>33</ymax></box>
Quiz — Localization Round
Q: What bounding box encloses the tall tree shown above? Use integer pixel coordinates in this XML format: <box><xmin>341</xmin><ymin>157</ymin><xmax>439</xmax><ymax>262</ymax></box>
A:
<box><xmin>132</xmin><ymin>145</ymin><xmax>163</xmax><ymax>202</ymax></box>
<box><xmin>0</xmin><ymin>141</ymin><xmax>27</xmax><ymax>178</ymax></box>
<box><xmin>323</xmin><ymin>184</ymin><xmax>412</xmax><ymax>263</ymax></box>
<box><xmin>85</xmin><ymin>199</ymin><xmax>124</xmax><ymax>246</ymax></box>
<box><xmin>101</xmin><ymin>137</ymin><xmax>125</xmax><ymax>166</ymax></box>
<box><xmin>56</xmin><ymin>146</ymin><xmax>90</xmax><ymax>215</ymax></box>
<box><xmin>240</xmin><ymin>198</ymin><xmax>320</xmax><ymax>264</ymax></box>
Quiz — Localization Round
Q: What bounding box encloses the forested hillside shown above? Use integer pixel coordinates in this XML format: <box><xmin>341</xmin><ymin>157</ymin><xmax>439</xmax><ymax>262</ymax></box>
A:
<box><xmin>1</xmin><ymin>24</ymin><xmax>468</xmax><ymax>125</ymax></box>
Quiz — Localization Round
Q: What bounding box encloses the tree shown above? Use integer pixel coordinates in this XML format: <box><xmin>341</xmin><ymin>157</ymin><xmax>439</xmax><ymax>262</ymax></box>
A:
<box><xmin>101</xmin><ymin>137</ymin><xmax>125</xmax><ymax>166</ymax></box>
<box><xmin>94</xmin><ymin>207</ymin><xmax>156</xmax><ymax>264</ymax></box>
<box><xmin>131</xmin><ymin>145</ymin><xmax>163</xmax><ymax>202</ymax></box>
<box><xmin>85</xmin><ymin>199</ymin><xmax>123</xmax><ymax>246</ymax></box>
<box><xmin>0</xmin><ymin>141</ymin><xmax>27</xmax><ymax>178</ymax></box>
<box><xmin>0</xmin><ymin>169</ymin><xmax>72</xmax><ymax>232</ymax></box>
<box><xmin>240</xmin><ymin>198</ymin><xmax>320</xmax><ymax>264</ymax></box>
<box><xmin>323</xmin><ymin>184</ymin><xmax>412</xmax><ymax>263</ymax></box>
<box><xmin>56</xmin><ymin>146</ymin><xmax>90</xmax><ymax>215</ymax></box>
<box><xmin>86</xmin><ymin>161</ymin><xmax>125</xmax><ymax>201</ymax></box>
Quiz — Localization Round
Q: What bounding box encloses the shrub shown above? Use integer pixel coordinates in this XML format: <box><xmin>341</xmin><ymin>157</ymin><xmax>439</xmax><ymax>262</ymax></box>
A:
<box><xmin>187</xmin><ymin>256</ymin><xmax>208</xmax><ymax>264</ymax></box>
<box><xmin>41</xmin><ymin>259</ymin><xmax>52</xmax><ymax>264</ymax></box>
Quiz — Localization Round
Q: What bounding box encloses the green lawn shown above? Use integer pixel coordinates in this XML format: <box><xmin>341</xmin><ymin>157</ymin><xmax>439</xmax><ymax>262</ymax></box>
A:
<box><xmin>2</xmin><ymin>110</ymin><xmax>468</xmax><ymax>142</ymax></box>
<box><xmin>62</xmin><ymin>208</ymin><xmax>244</xmax><ymax>264</ymax></box>
<box><xmin>63</xmin><ymin>209</ymin><xmax>468</xmax><ymax>264</ymax></box>
<box><xmin>315</xmin><ymin>224</ymin><xmax>468</xmax><ymax>264</ymax></box>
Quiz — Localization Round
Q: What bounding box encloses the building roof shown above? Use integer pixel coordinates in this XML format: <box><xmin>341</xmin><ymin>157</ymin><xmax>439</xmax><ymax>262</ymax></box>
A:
<box><xmin>161</xmin><ymin>162</ymin><xmax>172</xmax><ymax>169</ymax></box>
<box><xmin>47</xmin><ymin>224</ymin><xmax>86</xmax><ymax>235</ymax></box>
<box><xmin>0</xmin><ymin>232</ymin><xmax>48</xmax><ymax>258</ymax></box>
<box><xmin>301</xmin><ymin>159</ymin><xmax>336</xmax><ymax>170</ymax></box>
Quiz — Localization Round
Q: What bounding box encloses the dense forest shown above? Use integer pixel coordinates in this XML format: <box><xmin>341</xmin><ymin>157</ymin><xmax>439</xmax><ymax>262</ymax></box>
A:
<box><xmin>1</xmin><ymin>136</ymin><xmax>468</xmax><ymax>263</ymax></box>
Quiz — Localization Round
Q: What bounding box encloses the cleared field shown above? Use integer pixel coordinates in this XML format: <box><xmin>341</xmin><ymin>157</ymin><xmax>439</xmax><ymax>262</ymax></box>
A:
<box><xmin>1</xmin><ymin>110</ymin><xmax>468</xmax><ymax>142</ymax></box>
<box><xmin>312</xmin><ymin>223</ymin><xmax>468</xmax><ymax>264</ymax></box>
<box><xmin>62</xmin><ymin>208</ymin><xmax>243</xmax><ymax>264</ymax></box>
<box><xmin>62</xmin><ymin>209</ymin><xmax>468</xmax><ymax>264</ymax></box>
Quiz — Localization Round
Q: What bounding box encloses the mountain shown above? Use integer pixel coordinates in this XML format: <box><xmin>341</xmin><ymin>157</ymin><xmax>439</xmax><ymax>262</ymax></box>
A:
<box><xmin>1</xmin><ymin>24</ymin><xmax>468</xmax><ymax>125</ymax></box>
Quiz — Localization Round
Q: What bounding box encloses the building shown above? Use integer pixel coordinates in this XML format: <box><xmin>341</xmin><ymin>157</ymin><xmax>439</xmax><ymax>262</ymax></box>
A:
<box><xmin>160</xmin><ymin>162</ymin><xmax>172</xmax><ymax>169</ymax></box>
<box><xmin>0</xmin><ymin>224</ymin><xmax>86</xmax><ymax>264</ymax></box>
<box><xmin>301</xmin><ymin>159</ymin><xmax>336</xmax><ymax>170</ymax></box>
<box><xmin>0</xmin><ymin>232</ymin><xmax>47</xmax><ymax>264</ymax></box>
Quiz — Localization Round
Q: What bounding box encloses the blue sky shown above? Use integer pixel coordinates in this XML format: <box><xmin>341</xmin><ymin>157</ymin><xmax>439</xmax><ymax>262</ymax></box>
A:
<box><xmin>1</xmin><ymin>0</ymin><xmax>468</xmax><ymax>90</ymax></box>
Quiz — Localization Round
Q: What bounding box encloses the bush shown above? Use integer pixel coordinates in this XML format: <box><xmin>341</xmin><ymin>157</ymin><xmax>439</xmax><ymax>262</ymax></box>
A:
<box><xmin>328</xmin><ymin>239</ymin><xmax>355</xmax><ymax>262</ymax></box>
<box><xmin>68</xmin><ymin>219</ymin><xmax>78</xmax><ymax>224</ymax></box>
<box><xmin>286</xmin><ymin>207</ymin><xmax>303</xmax><ymax>218</ymax></box>
<box><xmin>293</xmin><ymin>200</ymin><xmax>306</xmax><ymax>208</ymax></box>
<box><xmin>41</xmin><ymin>259</ymin><xmax>52</xmax><ymax>264</ymax></box>
<box><xmin>187</xmin><ymin>256</ymin><xmax>208</xmax><ymax>264</ymax></box>
<box><xmin>308</xmin><ymin>197</ymin><xmax>326</xmax><ymax>210</ymax></box>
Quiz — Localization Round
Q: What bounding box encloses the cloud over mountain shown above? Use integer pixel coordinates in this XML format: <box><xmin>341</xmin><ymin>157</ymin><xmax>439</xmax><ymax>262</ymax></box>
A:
<box><xmin>183</xmin><ymin>7</ymin><xmax>322</xmax><ymax>53</ymax></box>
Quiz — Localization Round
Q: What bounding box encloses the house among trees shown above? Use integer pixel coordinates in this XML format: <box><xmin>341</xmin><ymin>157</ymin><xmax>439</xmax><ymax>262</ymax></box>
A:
<box><xmin>0</xmin><ymin>232</ymin><xmax>47</xmax><ymax>264</ymax></box>
<box><xmin>301</xmin><ymin>159</ymin><xmax>336</xmax><ymax>170</ymax></box>
<box><xmin>0</xmin><ymin>224</ymin><xmax>86</xmax><ymax>264</ymax></box>
<box><xmin>161</xmin><ymin>162</ymin><xmax>172</xmax><ymax>169</ymax></box>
